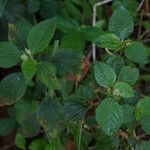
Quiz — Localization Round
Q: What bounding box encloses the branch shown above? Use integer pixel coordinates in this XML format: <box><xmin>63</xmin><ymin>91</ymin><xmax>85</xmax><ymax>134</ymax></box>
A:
<box><xmin>92</xmin><ymin>0</ymin><xmax>112</xmax><ymax>61</ymax></box>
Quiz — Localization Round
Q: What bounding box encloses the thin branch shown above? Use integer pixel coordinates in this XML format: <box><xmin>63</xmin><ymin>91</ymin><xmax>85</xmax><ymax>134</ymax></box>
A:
<box><xmin>92</xmin><ymin>0</ymin><xmax>112</xmax><ymax>61</ymax></box>
<box><xmin>136</xmin><ymin>0</ymin><xmax>145</xmax><ymax>12</ymax></box>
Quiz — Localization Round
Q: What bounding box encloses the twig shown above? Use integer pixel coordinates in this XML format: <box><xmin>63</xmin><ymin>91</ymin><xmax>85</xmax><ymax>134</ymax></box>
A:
<box><xmin>140</xmin><ymin>29</ymin><xmax>150</xmax><ymax>39</ymax></box>
<box><xmin>1</xmin><ymin>142</ymin><xmax>15</xmax><ymax>150</ymax></box>
<box><xmin>136</xmin><ymin>0</ymin><xmax>145</xmax><ymax>12</ymax></box>
<box><xmin>138</xmin><ymin>10</ymin><xmax>144</xmax><ymax>39</ymax></box>
<box><xmin>92</xmin><ymin>0</ymin><xmax>112</xmax><ymax>61</ymax></box>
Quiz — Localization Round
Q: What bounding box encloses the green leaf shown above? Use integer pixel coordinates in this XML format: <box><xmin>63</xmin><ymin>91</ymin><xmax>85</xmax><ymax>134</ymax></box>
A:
<box><xmin>140</xmin><ymin>116</ymin><xmax>150</xmax><ymax>134</ymax></box>
<box><xmin>21</xmin><ymin>58</ymin><xmax>37</xmax><ymax>81</ymax></box>
<box><xmin>94</xmin><ymin>62</ymin><xmax>117</xmax><ymax>88</ymax></box>
<box><xmin>60</xmin><ymin>31</ymin><xmax>85</xmax><ymax>51</ymax></box>
<box><xmin>0</xmin><ymin>73</ymin><xmax>27</xmax><ymax>106</ymax></box>
<box><xmin>135</xmin><ymin>141</ymin><xmax>150</xmax><ymax>150</ymax></box>
<box><xmin>37</xmin><ymin>61</ymin><xmax>60</xmax><ymax>90</ymax></box>
<box><xmin>36</xmin><ymin>97</ymin><xmax>62</xmax><ymax>138</ymax></box>
<box><xmin>109</xmin><ymin>6</ymin><xmax>134</xmax><ymax>40</ymax></box>
<box><xmin>96</xmin><ymin>98</ymin><xmax>123</xmax><ymax>135</ymax></box>
<box><xmin>15</xmin><ymin>133</ymin><xmax>26</xmax><ymax>150</ymax></box>
<box><xmin>28</xmin><ymin>0</ymin><xmax>40</xmax><ymax>14</ymax></box>
<box><xmin>29</xmin><ymin>139</ymin><xmax>48</xmax><ymax>150</ymax></box>
<box><xmin>113</xmin><ymin>82</ymin><xmax>134</xmax><ymax>98</ymax></box>
<box><xmin>0</xmin><ymin>118</ymin><xmax>15</xmax><ymax>136</ymax></box>
<box><xmin>104</xmin><ymin>55</ymin><xmax>125</xmax><ymax>74</ymax></box>
<box><xmin>136</xmin><ymin>97</ymin><xmax>150</xmax><ymax>116</ymax></box>
<box><xmin>118</xmin><ymin>66</ymin><xmax>139</xmax><ymax>85</ymax></box>
<box><xmin>0</xmin><ymin>42</ymin><xmax>22</xmax><ymax>68</ymax></box>
<box><xmin>125</xmin><ymin>42</ymin><xmax>148</xmax><ymax>64</ymax></box>
<box><xmin>14</xmin><ymin>99</ymin><xmax>40</xmax><ymax>137</ymax></box>
<box><xmin>122</xmin><ymin>104</ymin><xmax>135</xmax><ymax>124</ymax></box>
<box><xmin>95</xmin><ymin>33</ymin><xmax>123</xmax><ymax>51</ymax></box>
<box><xmin>27</xmin><ymin>18</ymin><xmax>56</xmax><ymax>54</ymax></box>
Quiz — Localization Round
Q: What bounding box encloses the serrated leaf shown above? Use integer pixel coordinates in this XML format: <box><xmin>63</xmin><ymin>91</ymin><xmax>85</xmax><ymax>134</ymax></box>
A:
<box><xmin>0</xmin><ymin>73</ymin><xmax>27</xmax><ymax>106</ymax></box>
<box><xmin>96</xmin><ymin>98</ymin><xmax>123</xmax><ymax>135</ymax></box>
<box><xmin>0</xmin><ymin>42</ymin><xmax>22</xmax><ymax>68</ymax></box>
<box><xmin>104</xmin><ymin>55</ymin><xmax>125</xmax><ymax>74</ymax></box>
<box><xmin>36</xmin><ymin>97</ymin><xmax>62</xmax><ymax>138</ymax></box>
<box><xmin>140</xmin><ymin>116</ymin><xmax>150</xmax><ymax>134</ymax></box>
<box><xmin>0</xmin><ymin>118</ymin><xmax>15</xmax><ymax>136</ymax></box>
<box><xmin>95</xmin><ymin>33</ymin><xmax>123</xmax><ymax>51</ymax></box>
<box><xmin>37</xmin><ymin>61</ymin><xmax>60</xmax><ymax>90</ymax></box>
<box><xmin>109</xmin><ymin>6</ymin><xmax>134</xmax><ymax>40</ymax></box>
<box><xmin>125</xmin><ymin>42</ymin><xmax>148</xmax><ymax>64</ymax></box>
<box><xmin>21</xmin><ymin>58</ymin><xmax>37</xmax><ymax>81</ymax></box>
<box><xmin>62</xmin><ymin>100</ymin><xmax>87</xmax><ymax>121</ymax></box>
<box><xmin>136</xmin><ymin>97</ymin><xmax>150</xmax><ymax>116</ymax></box>
<box><xmin>113</xmin><ymin>82</ymin><xmax>134</xmax><ymax>98</ymax></box>
<box><xmin>27</xmin><ymin>18</ymin><xmax>56</xmax><ymax>54</ymax></box>
<box><xmin>118</xmin><ymin>66</ymin><xmax>139</xmax><ymax>85</ymax></box>
<box><xmin>15</xmin><ymin>133</ymin><xmax>26</xmax><ymax>150</ymax></box>
<box><xmin>94</xmin><ymin>62</ymin><xmax>116</xmax><ymax>88</ymax></box>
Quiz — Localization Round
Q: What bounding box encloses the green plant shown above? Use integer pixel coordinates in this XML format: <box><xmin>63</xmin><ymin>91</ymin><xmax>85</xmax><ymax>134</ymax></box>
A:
<box><xmin>0</xmin><ymin>0</ymin><xmax>150</xmax><ymax>149</ymax></box>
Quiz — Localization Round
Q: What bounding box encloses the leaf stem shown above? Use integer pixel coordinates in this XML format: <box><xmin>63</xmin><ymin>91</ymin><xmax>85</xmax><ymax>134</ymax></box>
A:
<box><xmin>78</xmin><ymin>119</ymin><xmax>84</xmax><ymax>150</ymax></box>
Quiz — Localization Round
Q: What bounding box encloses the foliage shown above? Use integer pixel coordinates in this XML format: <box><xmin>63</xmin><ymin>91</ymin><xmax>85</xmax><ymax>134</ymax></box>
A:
<box><xmin>0</xmin><ymin>0</ymin><xmax>150</xmax><ymax>149</ymax></box>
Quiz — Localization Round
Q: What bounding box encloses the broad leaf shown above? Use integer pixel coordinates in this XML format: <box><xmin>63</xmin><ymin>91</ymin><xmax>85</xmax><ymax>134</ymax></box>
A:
<box><xmin>118</xmin><ymin>66</ymin><xmax>139</xmax><ymax>85</ymax></box>
<box><xmin>109</xmin><ymin>6</ymin><xmax>134</xmax><ymax>40</ymax></box>
<box><xmin>21</xmin><ymin>58</ymin><xmax>37</xmax><ymax>81</ymax></box>
<box><xmin>0</xmin><ymin>118</ymin><xmax>15</xmax><ymax>136</ymax></box>
<box><xmin>36</xmin><ymin>97</ymin><xmax>62</xmax><ymax>138</ymax></box>
<box><xmin>140</xmin><ymin>116</ymin><xmax>150</xmax><ymax>134</ymax></box>
<box><xmin>27</xmin><ymin>18</ymin><xmax>56</xmax><ymax>54</ymax></box>
<box><xmin>37</xmin><ymin>61</ymin><xmax>60</xmax><ymax>90</ymax></box>
<box><xmin>125</xmin><ymin>42</ymin><xmax>148</xmax><ymax>64</ymax></box>
<box><xmin>0</xmin><ymin>42</ymin><xmax>21</xmax><ymax>68</ymax></box>
<box><xmin>95</xmin><ymin>33</ymin><xmax>123</xmax><ymax>51</ymax></box>
<box><xmin>94</xmin><ymin>62</ymin><xmax>116</xmax><ymax>88</ymax></box>
<box><xmin>136</xmin><ymin>97</ymin><xmax>150</xmax><ymax>116</ymax></box>
<box><xmin>96</xmin><ymin>98</ymin><xmax>123</xmax><ymax>135</ymax></box>
<box><xmin>113</xmin><ymin>82</ymin><xmax>134</xmax><ymax>98</ymax></box>
<box><xmin>0</xmin><ymin>73</ymin><xmax>27</xmax><ymax>106</ymax></box>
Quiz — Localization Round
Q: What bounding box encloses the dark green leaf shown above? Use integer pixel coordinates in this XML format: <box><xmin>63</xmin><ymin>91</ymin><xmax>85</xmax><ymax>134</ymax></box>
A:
<box><xmin>140</xmin><ymin>116</ymin><xmax>150</xmax><ymax>134</ymax></box>
<box><xmin>0</xmin><ymin>73</ymin><xmax>27</xmax><ymax>106</ymax></box>
<box><xmin>135</xmin><ymin>141</ymin><xmax>150</xmax><ymax>150</ymax></box>
<box><xmin>28</xmin><ymin>0</ymin><xmax>40</xmax><ymax>14</ymax></box>
<box><xmin>0</xmin><ymin>42</ymin><xmax>21</xmax><ymax>68</ymax></box>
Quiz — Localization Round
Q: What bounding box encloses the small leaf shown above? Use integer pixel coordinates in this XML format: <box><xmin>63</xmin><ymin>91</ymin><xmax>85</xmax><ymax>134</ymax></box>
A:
<box><xmin>136</xmin><ymin>97</ymin><xmax>150</xmax><ymax>116</ymax></box>
<box><xmin>27</xmin><ymin>18</ymin><xmax>56</xmax><ymax>54</ymax></box>
<box><xmin>95</xmin><ymin>33</ymin><xmax>123</xmax><ymax>51</ymax></box>
<box><xmin>15</xmin><ymin>133</ymin><xmax>26</xmax><ymax>150</ymax></box>
<box><xmin>37</xmin><ymin>61</ymin><xmax>60</xmax><ymax>90</ymax></box>
<box><xmin>109</xmin><ymin>6</ymin><xmax>134</xmax><ymax>40</ymax></box>
<box><xmin>125</xmin><ymin>42</ymin><xmax>148</xmax><ymax>64</ymax></box>
<box><xmin>94</xmin><ymin>62</ymin><xmax>116</xmax><ymax>88</ymax></box>
<box><xmin>104</xmin><ymin>55</ymin><xmax>125</xmax><ymax>74</ymax></box>
<box><xmin>0</xmin><ymin>42</ymin><xmax>22</xmax><ymax>68</ymax></box>
<box><xmin>0</xmin><ymin>118</ymin><xmax>15</xmax><ymax>136</ymax></box>
<box><xmin>140</xmin><ymin>116</ymin><xmax>150</xmax><ymax>134</ymax></box>
<box><xmin>96</xmin><ymin>98</ymin><xmax>123</xmax><ymax>135</ymax></box>
<box><xmin>28</xmin><ymin>0</ymin><xmax>40</xmax><ymax>14</ymax></box>
<box><xmin>21</xmin><ymin>58</ymin><xmax>37</xmax><ymax>81</ymax></box>
<box><xmin>118</xmin><ymin>66</ymin><xmax>139</xmax><ymax>85</ymax></box>
<box><xmin>29</xmin><ymin>138</ymin><xmax>48</xmax><ymax>150</ymax></box>
<box><xmin>0</xmin><ymin>73</ymin><xmax>27</xmax><ymax>106</ymax></box>
<box><xmin>113</xmin><ymin>82</ymin><xmax>134</xmax><ymax>98</ymax></box>
<box><xmin>122</xmin><ymin>104</ymin><xmax>135</xmax><ymax>124</ymax></box>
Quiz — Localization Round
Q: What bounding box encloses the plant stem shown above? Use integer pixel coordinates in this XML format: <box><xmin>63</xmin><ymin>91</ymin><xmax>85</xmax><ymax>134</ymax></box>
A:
<box><xmin>78</xmin><ymin>119</ymin><xmax>84</xmax><ymax>150</ymax></box>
